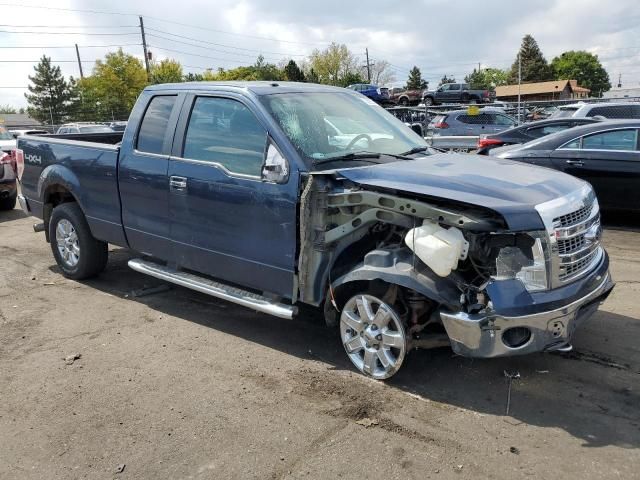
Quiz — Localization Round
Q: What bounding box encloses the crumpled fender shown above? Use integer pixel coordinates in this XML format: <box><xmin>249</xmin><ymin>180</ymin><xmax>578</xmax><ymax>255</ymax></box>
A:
<box><xmin>331</xmin><ymin>247</ymin><xmax>461</xmax><ymax>309</ymax></box>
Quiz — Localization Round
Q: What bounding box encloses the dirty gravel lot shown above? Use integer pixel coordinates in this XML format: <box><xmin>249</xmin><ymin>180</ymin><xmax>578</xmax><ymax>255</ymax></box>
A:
<box><xmin>1</xmin><ymin>207</ymin><xmax>639</xmax><ymax>480</ymax></box>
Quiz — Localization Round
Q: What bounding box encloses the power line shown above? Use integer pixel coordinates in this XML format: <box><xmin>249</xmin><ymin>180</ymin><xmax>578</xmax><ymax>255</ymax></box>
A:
<box><xmin>0</xmin><ymin>2</ymin><xmax>137</xmax><ymax>16</ymax></box>
<box><xmin>0</xmin><ymin>43</ymin><xmax>141</xmax><ymax>49</ymax></box>
<box><xmin>145</xmin><ymin>28</ymin><xmax>307</xmax><ymax>57</ymax></box>
<box><xmin>0</xmin><ymin>29</ymin><xmax>140</xmax><ymax>36</ymax></box>
<box><xmin>149</xmin><ymin>45</ymin><xmax>264</xmax><ymax>65</ymax></box>
<box><xmin>146</xmin><ymin>34</ymin><xmax>284</xmax><ymax>61</ymax></box>
<box><xmin>0</xmin><ymin>24</ymin><xmax>138</xmax><ymax>28</ymax></box>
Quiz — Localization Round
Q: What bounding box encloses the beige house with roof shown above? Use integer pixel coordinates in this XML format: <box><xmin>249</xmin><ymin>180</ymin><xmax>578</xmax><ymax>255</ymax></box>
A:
<box><xmin>495</xmin><ymin>80</ymin><xmax>590</xmax><ymax>102</ymax></box>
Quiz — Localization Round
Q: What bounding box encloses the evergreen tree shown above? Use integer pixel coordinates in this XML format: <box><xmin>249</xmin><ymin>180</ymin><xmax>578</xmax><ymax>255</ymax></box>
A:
<box><xmin>509</xmin><ymin>35</ymin><xmax>553</xmax><ymax>83</ymax></box>
<box><xmin>406</xmin><ymin>66</ymin><xmax>427</xmax><ymax>90</ymax></box>
<box><xmin>24</xmin><ymin>56</ymin><xmax>73</xmax><ymax>125</ymax></box>
<box><xmin>284</xmin><ymin>60</ymin><xmax>305</xmax><ymax>82</ymax></box>
<box><xmin>438</xmin><ymin>75</ymin><xmax>456</xmax><ymax>86</ymax></box>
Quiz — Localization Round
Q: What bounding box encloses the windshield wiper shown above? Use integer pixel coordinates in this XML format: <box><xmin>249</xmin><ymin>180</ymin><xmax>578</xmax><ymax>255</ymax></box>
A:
<box><xmin>399</xmin><ymin>146</ymin><xmax>431</xmax><ymax>156</ymax></box>
<box><xmin>313</xmin><ymin>152</ymin><xmax>381</xmax><ymax>166</ymax></box>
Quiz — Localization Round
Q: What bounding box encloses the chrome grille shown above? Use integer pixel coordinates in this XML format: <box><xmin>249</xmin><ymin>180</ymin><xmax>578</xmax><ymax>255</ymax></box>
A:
<box><xmin>557</xmin><ymin>235</ymin><xmax>586</xmax><ymax>255</ymax></box>
<box><xmin>553</xmin><ymin>204</ymin><xmax>592</xmax><ymax>228</ymax></box>
<box><xmin>559</xmin><ymin>248</ymin><xmax>600</xmax><ymax>281</ymax></box>
<box><xmin>535</xmin><ymin>185</ymin><xmax>603</xmax><ymax>288</ymax></box>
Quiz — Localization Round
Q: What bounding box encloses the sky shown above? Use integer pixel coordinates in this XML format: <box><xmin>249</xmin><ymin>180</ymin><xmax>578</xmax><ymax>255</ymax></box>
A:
<box><xmin>1</xmin><ymin>0</ymin><xmax>639</xmax><ymax>108</ymax></box>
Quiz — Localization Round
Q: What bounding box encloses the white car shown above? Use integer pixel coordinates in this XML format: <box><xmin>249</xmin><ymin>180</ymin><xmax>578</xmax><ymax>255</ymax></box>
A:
<box><xmin>550</xmin><ymin>101</ymin><xmax>640</xmax><ymax>119</ymax></box>
<box><xmin>0</xmin><ymin>126</ymin><xmax>16</xmax><ymax>155</ymax></box>
<box><xmin>8</xmin><ymin>128</ymin><xmax>48</xmax><ymax>138</ymax></box>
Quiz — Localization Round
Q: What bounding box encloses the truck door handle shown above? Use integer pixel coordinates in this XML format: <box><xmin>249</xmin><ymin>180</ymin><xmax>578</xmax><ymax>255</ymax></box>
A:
<box><xmin>169</xmin><ymin>176</ymin><xmax>187</xmax><ymax>191</ymax></box>
<box><xmin>565</xmin><ymin>160</ymin><xmax>584</xmax><ymax>166</ymax></box>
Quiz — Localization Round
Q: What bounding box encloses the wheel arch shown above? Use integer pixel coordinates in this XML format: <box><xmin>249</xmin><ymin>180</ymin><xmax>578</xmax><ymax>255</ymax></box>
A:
<box><xmin>38</xmin><ymin>165</ymin><xmax>87</xmax><ymax>242</ymax></box>
<box><xmin>324</xmin><ymin>249</ymin><xmax>461</xmax><ymax>327</ymax></box>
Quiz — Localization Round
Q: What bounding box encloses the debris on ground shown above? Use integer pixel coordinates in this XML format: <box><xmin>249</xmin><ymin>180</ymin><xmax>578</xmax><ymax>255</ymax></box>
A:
<box><xmin>130</xmin><ymin>284</ymin><xmax>171</xmax><ymax>298</ymax></box>
<box><xmin>64</xmin><ymin>353</ymin><xmax>81</xmax><ymax>365</ymax></box>
<box><xmin>510</xmin><ymin>446</ymin><xmax>520</xmax><ymax>455</ymax></box>
<box><xmin>114</xmin><ymin>464</ymin><xmax>126</xmax><ymax>474</ymax></box>
<box><xmin>503</xmin><ymin>370</ymin><xmax>520</xmax><ymax>415</ymax></box>
<box><xmin>355</xmin><ymin>417</ymin><xmax>379</xmax><ymax>427</ymax></box>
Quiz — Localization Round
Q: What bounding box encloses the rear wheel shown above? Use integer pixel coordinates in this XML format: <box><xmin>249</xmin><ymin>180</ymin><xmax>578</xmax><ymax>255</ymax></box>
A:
<box><xmin>423</xmin><ymin>97</ymin><xmax>434</xmax><ymax>106</ymax></box>
<box><xmin>340</xmin><ymin>293</ymin><xmax>407</xmax><ymax>379</ymax></box>
<box><xmin>399</xmin><ymin>97</ymin><xmax>409</xmax><ymax>106</ymax></box>
<box><xmin>49</xmin><ymin>202</ymin><xmax>108</xmax><ymax>279</ymax></box>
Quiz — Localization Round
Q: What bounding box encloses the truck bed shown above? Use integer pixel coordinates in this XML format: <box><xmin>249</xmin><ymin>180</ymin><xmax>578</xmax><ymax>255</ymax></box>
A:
<box><xmin>18</xmin><ymin>133</ymin><xmax>127</xmax><ymax>246</ymax></box>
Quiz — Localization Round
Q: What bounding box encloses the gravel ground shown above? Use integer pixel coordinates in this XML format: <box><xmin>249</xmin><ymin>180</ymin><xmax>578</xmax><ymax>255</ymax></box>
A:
<box><xmin>1</xmin><ymin>207</ymin><xmax>639</xmax><ymax>480</ymax></box>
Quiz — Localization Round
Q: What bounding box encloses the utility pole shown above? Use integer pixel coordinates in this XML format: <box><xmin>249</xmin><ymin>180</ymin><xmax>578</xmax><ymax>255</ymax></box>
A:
<box><xmin>617</xmin><ymin>73</ymin><xmax>622</xmax><ymax>88</ymax></box>
<box><xmin>478</xmin><ymin>62</ymin><xmax>481</xmax><ymax>72</ymax></box>
<box><xmin>75</xmin><ymin>44</ymin><xmax>84</xmax><ymax>79</ymax></box>
<box><xmin>517</xmin><ymin>53</ymin><xmax>522</xmax><ymax>124</ymax></box>
<box><xmin>365</xmin><ymin>48</ymin><xmax>371</xmax><ymax>82</ymax></box>
<box><xmin>139</xmin><ymin>16</ymin><xmax>150</xmax><ymax>80</ymax></box>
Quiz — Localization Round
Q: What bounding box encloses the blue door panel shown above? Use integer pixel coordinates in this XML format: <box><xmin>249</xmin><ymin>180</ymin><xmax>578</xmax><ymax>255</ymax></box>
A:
<box><xmin>168</xmin><ymin>160</ymin><xmax>298</xmax><ymax>297</ymax></box>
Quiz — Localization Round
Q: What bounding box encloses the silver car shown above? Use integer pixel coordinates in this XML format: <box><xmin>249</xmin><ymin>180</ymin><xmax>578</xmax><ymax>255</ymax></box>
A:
<box><xmin>427</xmin><ymin>109</ymin><xmax>517</xmax><ymax>136</ymax></box>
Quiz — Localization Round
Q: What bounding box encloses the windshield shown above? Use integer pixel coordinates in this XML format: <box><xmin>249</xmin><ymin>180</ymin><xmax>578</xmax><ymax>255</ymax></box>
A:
<box><xmin>550</xmin><ymin>107</ymin><xmax>578</xmax><ymax>119</ymax></box>
<box><xmin>260</xmin><ymin>92</ymin><xmax>427</xmax><ymax>163</ymax></box>
<box><xmin>79</xmin><ymin>125</ymin><xmax>113</xmax><ymax>133</ymax></box>
<box><xmin>0</xmin><ymin>127</ymin><xmax>13</xmax><ymax>140</ymax></box>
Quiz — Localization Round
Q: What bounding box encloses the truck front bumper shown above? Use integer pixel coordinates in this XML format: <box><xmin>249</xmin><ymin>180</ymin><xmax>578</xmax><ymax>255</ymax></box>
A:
<box><xmin>440</xmin><ymin>257</ymin><xmax>614</xmax><ymax>358</ymax></box>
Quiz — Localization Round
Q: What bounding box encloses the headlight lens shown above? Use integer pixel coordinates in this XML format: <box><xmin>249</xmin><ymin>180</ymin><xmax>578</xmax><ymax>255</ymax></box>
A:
<box><xmin>494</xmin><ymin>234</ymin><xmax>549</xmax><ymax>292</ymax></box>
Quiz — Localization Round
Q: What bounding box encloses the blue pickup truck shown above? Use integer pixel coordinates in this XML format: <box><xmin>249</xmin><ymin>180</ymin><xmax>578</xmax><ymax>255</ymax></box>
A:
<box><xmin>16</xmin><ymin>82</ymin><xmax>613</xmax><ymax>379</ymax></box>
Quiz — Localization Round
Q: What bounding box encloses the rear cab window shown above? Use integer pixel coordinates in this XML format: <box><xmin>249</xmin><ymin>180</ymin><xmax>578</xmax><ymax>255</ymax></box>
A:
<box><xmin>137</xmin><ymin>95</ymin><xmax>177</xmax><ymax>154</ymax></box>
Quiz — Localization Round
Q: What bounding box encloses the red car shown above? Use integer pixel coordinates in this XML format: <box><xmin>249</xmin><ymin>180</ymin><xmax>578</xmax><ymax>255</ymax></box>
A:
<box><xmin>0</xmin><ymin>126</ymin><xmax>17</xmax><ymax>210</ymax></box>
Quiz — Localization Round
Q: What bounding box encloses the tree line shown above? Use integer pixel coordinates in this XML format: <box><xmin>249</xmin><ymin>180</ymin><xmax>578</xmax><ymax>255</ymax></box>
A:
<box><xmin>23</xmin><ymin>34</ymin><xmax>611</xmax><ymax>125</ymax></box>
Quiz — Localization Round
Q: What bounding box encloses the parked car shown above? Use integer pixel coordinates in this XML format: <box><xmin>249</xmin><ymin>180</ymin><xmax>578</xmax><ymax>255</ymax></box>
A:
<box><xmin>108</xmin><ymin>121</ymin><xmax>128</xmax><ymax>132</ymax></box>
<box><xmin>0</xmin><ymin>150</ymin><xmax>17</xmax><ymax>210</ymax></box>
<box><xmin>476</xmin><ymin>117</ymin><xmax>601</xmax><ymax>154</ymax></box>
<box><xmin>491</xmin><ymin>120</ymin><xmax>640</xmax><ymax>213</ymax></box>
<box><xmin>389</xmin><ymin>87</ymin><xmax>423</xmax><ymax>106</ymax></box>
<box><xmin>346</xmin><ymin>83</ymin><xmax>391</xmax><ymax>104</ymax></box>
<box><xmin>0</xmin><ymin>125</ymin><xmax>17</xmax><ymax>156</ymax></box>
<box><xmin>16</xmin><ymin>81</ymin><xmax>613</xmax><ymax>379</ymax></box>
<box><xmin>422</xmin><ymin>83</ymin><xmax>495</xmax><ymax>106</ymax></box>
<box><xmin>56</xmin><ymin>123</ymin><xmax>114</xmax><ymax>134</ymax></box>
<box><xmin>550</xmin><ymin>102</ymin><xmax>640</xmax><ymax>119</ymax></box>
<box><xmin>9</xmin><ymin>128</ymin><xmax>49</xmax><ymax>138</ymax></box>
<box><xmin>427</xmin><ymin>108</ymin><xmax>517</xmax><ymax>136</ymax></box>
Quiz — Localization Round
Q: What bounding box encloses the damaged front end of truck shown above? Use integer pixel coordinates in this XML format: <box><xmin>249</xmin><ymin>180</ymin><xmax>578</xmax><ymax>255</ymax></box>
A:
<box><xmin>296</xmin><ymin>169</ymin><xmax>614</xmax><ymax>379</ymax></box>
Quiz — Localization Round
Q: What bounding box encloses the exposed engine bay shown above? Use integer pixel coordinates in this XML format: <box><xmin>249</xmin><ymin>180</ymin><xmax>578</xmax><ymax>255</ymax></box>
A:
<box><xmin>297</xmin><ymin>172</ymin><xmax>548</xmax><ymax>332</ymax></box>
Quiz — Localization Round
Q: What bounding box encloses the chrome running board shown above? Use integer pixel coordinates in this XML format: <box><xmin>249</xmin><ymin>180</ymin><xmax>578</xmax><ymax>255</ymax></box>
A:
<box><xmin>128</xmin><ymin>258</ymin><xmax>297</xmax><ymax>319</ymax></box>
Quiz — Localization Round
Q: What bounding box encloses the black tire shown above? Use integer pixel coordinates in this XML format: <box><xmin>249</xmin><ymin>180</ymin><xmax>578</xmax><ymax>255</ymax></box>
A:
<box><xmin>399</xmin><ymin>97</ymin><xmax>409</xmax><ymax>106</ymax></box>
<box><xmin>423</xmin><ymin>97</ymin><xmax>434</xmax><ymax>106</ymax></box>
<box><xmin>461</xmin><ymin>93</ymin><xmax>470</xmax><ymax>103</ymax></box>
<box><xmin>49</xmin><ymin>202</ymin><xmax>108</xmax><ymax>280</ymax></box>
<box><xmin>0</xmin><ymin>191</ymin><xmax>16</xmax><ymax>211</ymax></box>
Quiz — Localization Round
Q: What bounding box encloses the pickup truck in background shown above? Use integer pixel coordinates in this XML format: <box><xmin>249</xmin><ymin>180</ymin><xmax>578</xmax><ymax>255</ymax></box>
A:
<box><xmin>422</xmin><ymin>83</ymin><xmax>495</xmax><ymax>105</ymax></box>
<box><xmin>389</xmin><ymin>87</ymin><xmax>424</xmax><ymax>106</ymax></box>
<box><xmin>16</xmin><ymin>82</ymin><xmax>613</xmax><ymax>379</ymax></box>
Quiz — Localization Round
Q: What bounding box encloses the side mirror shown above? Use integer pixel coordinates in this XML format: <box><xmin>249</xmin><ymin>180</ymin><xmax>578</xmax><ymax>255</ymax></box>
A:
<box><xmin>262</xmin><ymin>141</ymin><xmax>289</xmax><ymax>184</ymax></box>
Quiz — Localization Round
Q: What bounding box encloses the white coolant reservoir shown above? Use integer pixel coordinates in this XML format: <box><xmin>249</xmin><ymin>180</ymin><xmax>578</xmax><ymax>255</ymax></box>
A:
<box><xmin>404</xmin><ymin>221</ymin><xmax>468</xmax><ymax>277</ymax></box>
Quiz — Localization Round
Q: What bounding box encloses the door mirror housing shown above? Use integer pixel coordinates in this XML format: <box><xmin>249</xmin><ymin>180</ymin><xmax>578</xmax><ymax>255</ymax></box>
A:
<box><xmin>262</xmin><ymin>141</ymin><xmax>289</xmax><ymax>183</ymax></box>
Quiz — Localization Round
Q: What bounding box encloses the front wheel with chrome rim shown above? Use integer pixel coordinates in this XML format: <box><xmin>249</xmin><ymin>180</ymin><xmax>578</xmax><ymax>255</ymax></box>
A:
<box><xmin>340</xmin><ymin>294</ymin><xmax>407</xmax><ymax>379</ymax></box>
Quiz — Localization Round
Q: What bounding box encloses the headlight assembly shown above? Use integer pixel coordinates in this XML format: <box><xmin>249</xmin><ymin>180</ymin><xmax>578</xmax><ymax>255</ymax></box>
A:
<box><xmin>494</xmin><ymin>233</ymin><xmax>549</xmax><ymax>292</ymax></box>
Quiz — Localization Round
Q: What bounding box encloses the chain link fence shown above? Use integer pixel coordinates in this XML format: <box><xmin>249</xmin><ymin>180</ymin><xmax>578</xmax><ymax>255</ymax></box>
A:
<box><xmin>385</xmin><ymin>96</ymin><xmax>640</xmax><ymax>151</ymax></box>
